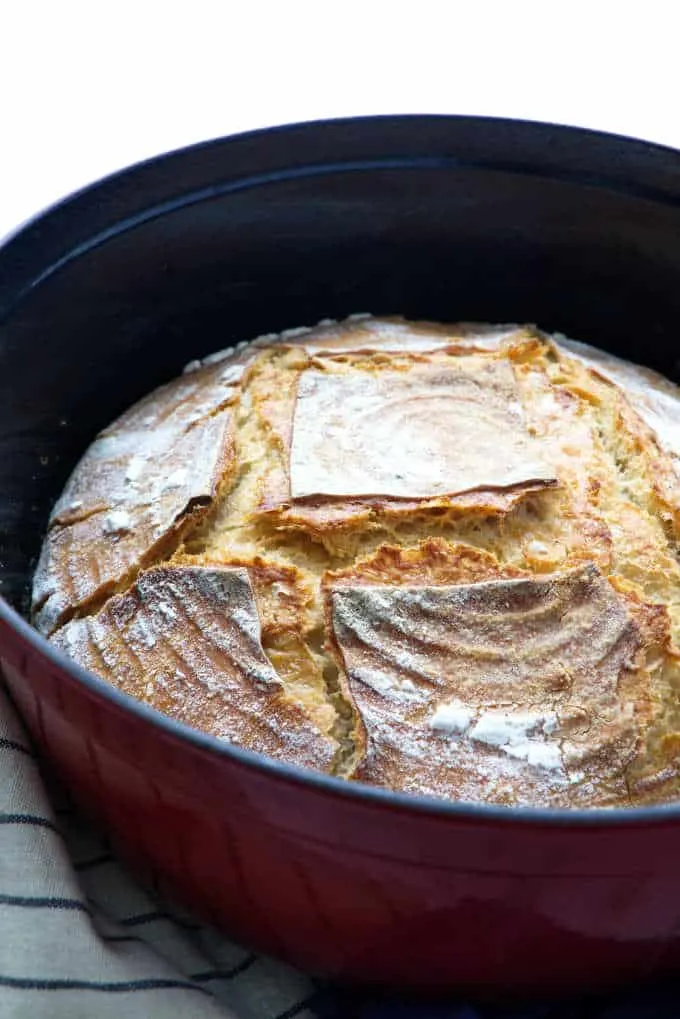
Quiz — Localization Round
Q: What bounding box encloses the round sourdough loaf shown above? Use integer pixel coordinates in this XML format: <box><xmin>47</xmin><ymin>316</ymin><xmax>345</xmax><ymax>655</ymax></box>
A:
<box><xmin>31</xmin><ymin>317</ymin><xmax>680</xmax><ymax>807</ymax></box>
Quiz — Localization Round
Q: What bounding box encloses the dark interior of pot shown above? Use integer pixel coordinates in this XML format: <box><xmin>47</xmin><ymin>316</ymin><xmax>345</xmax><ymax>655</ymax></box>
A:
<box><xmin>2</xmin><ymin>116</ymin><xmax>680</xmax><ymax>628</ymax></box>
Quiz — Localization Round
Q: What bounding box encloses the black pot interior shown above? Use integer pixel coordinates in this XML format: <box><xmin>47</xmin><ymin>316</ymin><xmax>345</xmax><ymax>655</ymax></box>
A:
<box><xmin>3</xmin><ymin>115</ymin><xmax>680</xmax><ymax>618</ymax></box>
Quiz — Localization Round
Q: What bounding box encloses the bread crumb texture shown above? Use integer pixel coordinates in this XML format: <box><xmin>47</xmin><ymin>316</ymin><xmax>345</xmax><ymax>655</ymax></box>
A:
<box><xmin>32</xmin><ymin>317</ymin><xmax>680</xmax><ymax>807</ymax></box>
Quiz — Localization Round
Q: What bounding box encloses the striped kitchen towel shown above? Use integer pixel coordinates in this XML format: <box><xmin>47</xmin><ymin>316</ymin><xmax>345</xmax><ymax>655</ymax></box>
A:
<box><xmin>2</xmin><ymin>678</ymin><xmax>680</xmax><ymax>1019</ymax></box>
<box><xmin>0</xmin><ymin>681</ymin><xmax>319</xmax><ymax>1019</ymax></box>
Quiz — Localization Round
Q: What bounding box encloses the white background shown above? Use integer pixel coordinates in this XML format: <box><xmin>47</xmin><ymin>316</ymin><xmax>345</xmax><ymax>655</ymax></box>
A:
<box><xmin>2</xmin><ymin>2</ymin><xmax>680</xmax><ymax>241</ymax></box>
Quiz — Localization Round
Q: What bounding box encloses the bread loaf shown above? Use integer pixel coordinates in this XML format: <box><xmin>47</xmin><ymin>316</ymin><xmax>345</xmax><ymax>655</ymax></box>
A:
<box><xmin>32</xmin><ymin>317</ymin><xmax>680</xmax><ymax>807</ymax></box>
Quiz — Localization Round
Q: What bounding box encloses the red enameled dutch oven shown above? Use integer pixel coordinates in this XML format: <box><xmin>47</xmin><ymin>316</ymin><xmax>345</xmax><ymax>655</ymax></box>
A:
<box><xmin>3</xmin><ymin>116</ymin><xmax>680</xmax><ymax>996</ymax></box>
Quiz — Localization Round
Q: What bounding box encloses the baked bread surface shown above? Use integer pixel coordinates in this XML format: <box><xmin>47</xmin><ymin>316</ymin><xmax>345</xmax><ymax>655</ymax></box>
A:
<box><xmin>32</xmin><ymin>317</ymin><xmax>680</xmax><ymax>807</ymax></box>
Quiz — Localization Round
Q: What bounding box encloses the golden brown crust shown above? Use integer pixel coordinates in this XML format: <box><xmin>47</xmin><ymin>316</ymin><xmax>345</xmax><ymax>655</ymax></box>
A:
<box><xmin>289</xmin><ymin>359</ymin><xmax>556</xmax><ymax>500</ymax></box>
<box><xmin>32</xmin><ymin>316</ymin><xmax>680</xmax><ymax>807</ymax></box>
<box><xmin>326</xmin><ymin>538</ymin><xmax>529</xmax><ymax>588</ymax></box>
<box><xmin>32</xmin><ymin>361</ymin><xmax>239</xmax><ymax>635</ymax></box>
<box><xmin>557</xmin><ymin>334</ymin><xmax>680</xmax><ymax>468</ymax></box>
<box><xmin>175</xmin><ymin>552</ymin><xmax>335</xmax><ymax>733</ymax></box>
<box><xmin>52</xmin><ymin>564</ymin><xmax>335</xmax><ymax>770</ymax></box>
<box><xmin>254</xmin><ymin>315</ymin><xmax>524</xmax><ymax>357</ymax></box>
<box><xmin>177</xmin><ymin>552</ymin><xmax>315</xmax><ymax>637</ymax></box>
<box><xmin>255</xmin><ymin>346</ymin><xmax>558</xmax><ymax>539</ymax></box>
<box><xmin>325</xmin><ymin>562</ymin><xmax>658</xmax><ymax>806</ymax></box>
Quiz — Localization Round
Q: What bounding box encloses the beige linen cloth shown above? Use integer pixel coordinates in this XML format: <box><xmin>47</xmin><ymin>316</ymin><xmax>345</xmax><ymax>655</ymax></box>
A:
<box><xmin>0</xmin><ymin>682</ymin><xmax>319</xmax><ymax>1019</ymax></box>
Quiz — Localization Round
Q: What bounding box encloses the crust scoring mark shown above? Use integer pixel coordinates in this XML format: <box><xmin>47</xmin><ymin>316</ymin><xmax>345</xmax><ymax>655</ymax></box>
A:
<box><xmin>31</xmin><ymin>359</ymin><xmax>240</xmax><ymax>636</ymax></box>
<box><xmin>52</xmin><ymin>564</ymin><xmax>336</xmax><ymax>770</ymax></box>
<box><xmin>327</xmin><ymin>563</ymin><xmax>650</xmax><ymax>806</ymax></box>
<box><xmin>288</xmin><ymin>359</ymin><xmax>557</xmax><ymax>503</ymax></box>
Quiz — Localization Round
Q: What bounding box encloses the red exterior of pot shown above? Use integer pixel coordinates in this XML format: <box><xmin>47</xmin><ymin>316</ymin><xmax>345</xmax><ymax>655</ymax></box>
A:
<box><xmin>5</xmin><ymin>116</ymin><xmax>680</xmax><ymax>996</ymax></box>
<box><xmin>4</xmin><ymin>617</ymin><xmax>680</xmax><ymax>995</ymax></box>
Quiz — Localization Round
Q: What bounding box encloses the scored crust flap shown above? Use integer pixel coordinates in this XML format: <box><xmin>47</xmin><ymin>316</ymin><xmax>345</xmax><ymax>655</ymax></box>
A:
<box><xmin>172</xmin><ymin>551</ymin><xmax>333</xmax><ymax>729</ymax></box>
<box><xmin>324</xmin><ymin>545</ymin><xmax>662</xmax><ymax>807</ymax></box>
<box><xmin>557</xmin><ymin>334</ymin><xmax>680</xmax><ymax>471</ymax></box>
<box><xmin>289</xmin><ymin>359</ymin><xmax>556</xmax><ymax>501</ymax></box>
<box><xmin>32</xmin><ymin>360</ymin><xmax>241</xmax><ymax>635</ymax></box>
<box><xmin>547</xmin><ymin>337</ymin><xmax>680</xmax><ymax>535</ymax></box>
<box><xmin>52</xmin><ymin>564</ymin><xmax>336</xmax><ymax>771</ymax></box>
<box><xmin>255</xmin><ymin>349</ymin><xmax>558</xmax><ymax>537</ymax></box>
